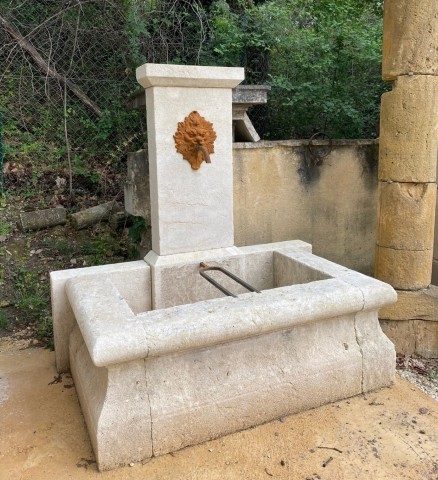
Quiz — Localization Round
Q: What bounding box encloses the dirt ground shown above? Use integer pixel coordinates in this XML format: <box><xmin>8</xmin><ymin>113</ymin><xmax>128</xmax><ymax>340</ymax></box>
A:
<box><xmin>0</xmin><ymin>336</ymin><xmax>437</xmax><ymax>480</ymax></box>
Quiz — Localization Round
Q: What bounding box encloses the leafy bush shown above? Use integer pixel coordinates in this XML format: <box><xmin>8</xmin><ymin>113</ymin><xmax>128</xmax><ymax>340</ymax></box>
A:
<box><xmin>203</xmin><ymin>0</ymin><xmax>387</xmax><ymax>139</ymax></box>
<box><xmin>0</xmin><ymin>0</ymin><xmax>387</xmax><ymax>197</ymax></box>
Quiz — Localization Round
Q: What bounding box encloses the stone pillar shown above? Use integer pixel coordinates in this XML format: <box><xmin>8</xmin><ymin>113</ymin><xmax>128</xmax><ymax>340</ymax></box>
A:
<box><xmin>136</xmin><ymin>64</ymin><xmax>244</xmax><ymax>309</ymax></box>
<box><xmin>136</xmin><ymin>64</ymin><xmax>244</xmax><ymax>256</ymax></box>
<box><xmin>376</xmin><ymin>0</ymin><xmax>438</xmax><ymax>357</ymax></box>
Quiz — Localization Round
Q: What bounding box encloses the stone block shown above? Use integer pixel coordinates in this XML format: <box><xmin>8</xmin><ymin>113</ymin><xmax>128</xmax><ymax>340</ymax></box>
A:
<box><xmin>136</xmin><ymin>63</ymin><xmax>244</xmax><ymax>89</ymax></box>
<box><xmin>379</xmin><ymin>75</ymin><xmax>438</xmax><ymax>183</ymax></box>
<box><xmin>382</xmin><ymin>0</ymin><xmax>438</xmax><ymax>79</ymax></box>
<box><xmin>55</xmin><ymin>245</ymin><xmax>397</xmax><ymax>470</ymax></box>
<box><xmin>147</xmin><ymin>315</ymin><xmax>364</xmax><ymax>457</ymax></box>
<box><xmin>434</xmin><ymin>189</ymin><xmax>438</xmax><ymax>286</ymax></box>
<box><xmin>233</xmin><ymin>109</ymin><xmax>260</xmax><ymax>142</ymax></box>
<box><xmin>70</xmin><ymin>327</ymin><xmax>153</xmax><ymax>470</ymax></box>
<box><xmin>355</xmin><ymin>311</ymin><xmax>396</xmax><ymax>391</ymax></box>
<box><xmin>379</xmin><ymin>319</ymin><xmax>438</xmax><ymax>358</ymax></box>
<box><xmin>379</xmin><ymin>285</ymin><xmax>438</xmax><ymax>322</ymax></box>
<box><xmin>414</xmin><ymin>320</ymin><xmax>438</xmax><ymax>358</ymax></box>
<box><xmin>124</xmin><ymin>149</ymin><xmax>150</xmax><ymax>219</ymax></box>
<box><xmin>232</xmin><ymin>85</ymin><xmax>270</xmax><ymax>105</ymax></box>
<box><xmin>379</xmin><ymin>320</ymin><xmax>416</xmax><ymax>355</ymax></box>
<box><xmin>375</xmin><ymin>246</ymin><xmax>433</xmax><ymax>290</ymax></box>
<box><xmin>136</xmin><ymin>64</ymin><xmax>244</xmax><ymax>255</ymax></box>
<box><xmin>50</xmin><ymin>261</ymin><xmax>151</xmax><ymax>372</ymax></box>
<box><xmin>377</xmin><ymin>181</ymin><xmax>436</xmax><ymax>250</ymax></box>
<box><xmin>19</xmin><ymin>207</ymin><xmax>66</xmax><ymax>231</ymax></box>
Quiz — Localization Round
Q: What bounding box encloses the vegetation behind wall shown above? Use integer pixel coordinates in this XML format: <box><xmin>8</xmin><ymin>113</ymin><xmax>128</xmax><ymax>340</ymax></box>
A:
<box><xmin>0</xmin><ymin>0</ymin><xmax>386</xmax><ymax>197</ymax></box>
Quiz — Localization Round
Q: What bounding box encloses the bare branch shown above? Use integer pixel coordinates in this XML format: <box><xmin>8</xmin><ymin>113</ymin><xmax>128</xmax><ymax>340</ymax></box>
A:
<box><xmin>0</xmin><ymin>14</ymin><xmax>102</xmax><ymax>117</ymax></box>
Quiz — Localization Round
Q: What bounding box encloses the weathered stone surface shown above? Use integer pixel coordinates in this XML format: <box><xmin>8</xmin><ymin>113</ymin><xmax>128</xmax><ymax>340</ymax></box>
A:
<box><xmin>50</xmin><ymin>261</ymin><xmax>151</xmax><ymax>372</ymax></box>
<box><xmin>379</xmin><ymin>285</ymin><xmax>438</xmax><ymax>322</ymax></box>
<box><xmin>70</xmin><ymin>327</ymin><xmax>152</xmax><ymax>471</ymax></box>
<box><xmin>382</xmin><ymin>0</ymin><xmax>438</xmax><ymax>80</ymax></box>
<box><xmin>434</xmin><ymin>190</ymin><xmax>438</xmax><ymax>286</ymax></box>
<box><xmin>233</xmin><ymin>140</ymin><xmax>379</xmax><ymax>275</ymax></box>
<box><xmin>377</xmin><ymin>181</ymin><xmax>436</xmax><ymax>250</ymax></box>
<box><xmin>136</xmin><ymin>63</ymin><xmax>244</xmax><ymax>89</ymax></box>
<box><xmin>147</xmin><ymin>315</ymin><xmax>364</xmax><ymax>457</ymax></box>
<box><xmin>19</xmin><ymin>207</ymin><xmax>66</xmax><ymax>231</ymax></box>
<box><xmin>415</xmin><ymin>320</ymin><xmax>438</xmax><ymax>358</ymax></box>
<box><xmin>232</xmin><ymin>85</ymin><xmax>270</xmax><ymax>105</ymax></box>
<box><xmin>378</xmin><ymin>75</ymin><xmax>438</xmax><ymax>183</ymax></box>
<box><xmin>232</xmin><ymin>108</ymin><xmax>260</xmax><ymax>142</ymax></box>
<box><xmin>380</xmin><ymin>319</ymin><xmax>438</xmax><ymax>358</ymax></box>
<box><xmin>379</xmin><ymin>320</ymin><xmax>416</xmax><ymax>355</ymax></box>
<box><xmin>375</xmin><ymin>246</ymin><xmax>433</xmax><ymax>290</ymax></box>
<box><xmin>70</xmin><ymin>201</ymin><xmax>122</xmax><ymax>230</ymax></box>
<box><xmin>58</xmin><ymin>245</ymin><xmax>396</xmax><ymax>470</ymax></box>
<box><xmin>355</xmin><ymin>311</ymin><xmax>396</xmax><ymax>391</ymax></box>
<box><xmin>124</xmin><ymin>150</ymin><xmax>150</xmax><ymax>219</ymax></box>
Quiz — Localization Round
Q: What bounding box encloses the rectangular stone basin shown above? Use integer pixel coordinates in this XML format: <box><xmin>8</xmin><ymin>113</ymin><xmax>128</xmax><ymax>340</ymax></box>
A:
<box><xmin>51</xmin><ymin>240</ymin><xmax>397</xmax><ymax>471</ymax></box>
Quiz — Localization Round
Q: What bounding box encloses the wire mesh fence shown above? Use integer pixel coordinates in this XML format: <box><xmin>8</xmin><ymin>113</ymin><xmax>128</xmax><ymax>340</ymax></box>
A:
<box><xmin>0</xmin><ymin>1</ymin><xmax>139</xmax><ymax>197</ymax></box>
<box><xmin>0</xmin><ymin>0</ymin><xmax>385</xmax><ymax>197</ymax></box>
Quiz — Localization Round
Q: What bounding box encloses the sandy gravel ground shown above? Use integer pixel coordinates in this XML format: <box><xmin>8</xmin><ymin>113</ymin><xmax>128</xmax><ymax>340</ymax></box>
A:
<box><xmin>0</xmin><ymin>337</ymin><xmax>437</xmax><ymax>480</ymax></box>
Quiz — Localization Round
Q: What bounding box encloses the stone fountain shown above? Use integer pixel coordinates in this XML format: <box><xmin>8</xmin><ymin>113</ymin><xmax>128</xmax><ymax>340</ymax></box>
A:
<box><xmin>50</xmin><ymin>64</ymin><xmax>397</xmax><ymax>471</ymax></box>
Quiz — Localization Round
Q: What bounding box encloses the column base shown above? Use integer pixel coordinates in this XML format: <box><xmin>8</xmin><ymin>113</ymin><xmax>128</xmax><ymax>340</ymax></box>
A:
<box><xmin>379</xmin><ymin>285</ymin><xmax>438</xmax><ymax>358</ymax></box>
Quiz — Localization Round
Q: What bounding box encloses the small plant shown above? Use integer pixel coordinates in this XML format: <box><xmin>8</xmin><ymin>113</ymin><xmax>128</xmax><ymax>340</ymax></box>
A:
<box><xmin>0</xmin><ymin>220</ymin><xmax>10</xmax><ymax>236</ymax></box>
<box><xmin>37</xmin><ymin>316</ymin><xmax>54</xmax><ymax>350</ymax></box>
<box><xmin>128</xmin><ymin>216</ymin><xmax>146</xmax><ymax>244</ymax></box>
<box><xmin>12</xmin><ymin>267</ymin><xmax>50</xmax><ymax>323</ymax></box>
<box><xmin>0</xmin><ymin>310</ymin><xmax>8</xmax><ymax>329</ymax></box>
<box><xmin>82</xmin><ymin>232</ymin><xmax>124</xmax><ymax>266</ymax></box>
<box><xmin>428</xmin><ymin>367</ymin><xmax>437</xmax><ymax>380</ymax></box>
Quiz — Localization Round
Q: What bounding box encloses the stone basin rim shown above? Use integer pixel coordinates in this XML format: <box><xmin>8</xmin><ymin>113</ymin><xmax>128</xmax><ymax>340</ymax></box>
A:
<box><xmin>66</xmin><ymin>275</ymin><xmax>392</xmax><ymax>368</ymax></box>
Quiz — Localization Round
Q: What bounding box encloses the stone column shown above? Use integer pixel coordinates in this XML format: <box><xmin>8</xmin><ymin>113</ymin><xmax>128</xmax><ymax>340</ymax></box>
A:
<box><xmin>376</xmin><ymin>0</ymin><xmax>438</xmax><ymax>357</ymax></box>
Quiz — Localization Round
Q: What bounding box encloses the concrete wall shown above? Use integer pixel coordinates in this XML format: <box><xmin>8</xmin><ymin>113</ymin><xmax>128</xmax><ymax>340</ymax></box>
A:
<box><xmin>233</xmin><ymin>140</ymin><xmax>379</xmax><ymax>276</ymax></box>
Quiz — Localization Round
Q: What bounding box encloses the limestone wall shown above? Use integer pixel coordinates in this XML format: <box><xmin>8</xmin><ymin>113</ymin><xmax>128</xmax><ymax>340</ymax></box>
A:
<box><xmin>233</xmin><ymin>140</ymin><xmax>379</xmax><ymax>275</ymax></box>
<box><xmin>128</xmin><ymin>140</ymin><xmax>386</xmax><ymax>277</ymax></box>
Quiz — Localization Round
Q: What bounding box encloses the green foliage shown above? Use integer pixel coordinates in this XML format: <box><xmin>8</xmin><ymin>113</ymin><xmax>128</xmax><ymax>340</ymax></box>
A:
<box><xmin>0</xmin><ymin>310</ymin><xmax>8</xmax><ymax>329</ymax></box>
<box><xmin>12</xmin><ymin>267</ymin><xmax>49</xmax><ymax>324</ymax></box>
<box><xmin>0</xmin><ymin>0</ymin><xmax>387</xmax><ymax>197</ymax></box>
<box><xmin>203</xmin><ymin>0</ymin><xmax>386</xmax><ymax>139</ymax></box>
<box><xmin>0</xmin><ymin>220</ymin><xmax>10</xmax><ymax>236</ymax></box>
<box><xmin>128</xmin><ymin>216</ymin><xmax>147</xmax><ymax>244</ymax></box>
<box><xmin>82</xmin><ymin>231</ymin><xmax>125</xmax><ymax>266</ymax></box>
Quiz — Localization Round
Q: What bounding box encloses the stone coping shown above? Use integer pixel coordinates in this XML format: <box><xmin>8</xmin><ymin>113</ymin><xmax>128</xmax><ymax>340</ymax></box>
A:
<box><xmin>232</xmin><ymin>85</ymin><xmax>271</xmax><ymax>104</ymax></box>
<box><xmin>136</xmin><ymin>63</ymin><xmax>244</xmax><ymax>89</ymax></box>
<box><xmin>233</xmin><ymin>139</ymin><xmax>380</xmax><ymax>149</ymax></box>
<box><xmin>65</xmin><ymin>248</ymin><xmax>396</xmax><ymax>368</ymax></box>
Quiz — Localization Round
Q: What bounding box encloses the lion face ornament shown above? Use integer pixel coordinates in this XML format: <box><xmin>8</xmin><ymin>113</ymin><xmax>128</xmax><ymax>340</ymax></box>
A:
<box><xmin>174</xmin><ymin>111</ymin><xmax>217</xmax><ymax>170</ymax></box>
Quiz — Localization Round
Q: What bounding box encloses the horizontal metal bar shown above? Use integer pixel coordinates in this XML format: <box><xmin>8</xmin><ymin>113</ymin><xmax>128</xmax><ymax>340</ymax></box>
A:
<box><xmin>199</xmin><ymin>262</ymin><xmax>261</xmax><ymax>298</ymax></box>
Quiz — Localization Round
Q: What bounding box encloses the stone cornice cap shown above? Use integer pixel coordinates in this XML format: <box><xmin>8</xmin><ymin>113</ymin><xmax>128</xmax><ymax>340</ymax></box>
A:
<box><xmin>136</xmin><ymin>63</ymin><xmax>245</xmax><ymax>89</ymax></box>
